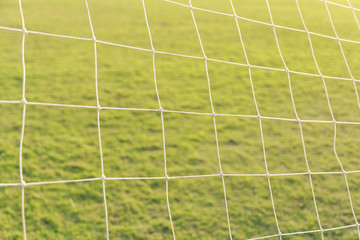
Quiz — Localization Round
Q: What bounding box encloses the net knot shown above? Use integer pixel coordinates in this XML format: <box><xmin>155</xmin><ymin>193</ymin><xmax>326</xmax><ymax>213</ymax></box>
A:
<box><xmin>165</xmin><ymin>174</ymin><xmax>169</xmax><ymax>181</ymax></box>
<box><xmin>21</xmin><ymin>180</ymin><xmax>27</xmax><ymax>188</ymax></box>
<box><xmin>22</xmin><ymin>28</ymin><xmax>28</xmax><ymax>34</ymax></box>
<box><xmin>97</xmin><ymin>105</ymin><xmax>102</xmax><ymax>111</ymax></box>
<box><xmin>21</xmin><ymin>98</ymin><xmax>27</xmax><ymax>104</ymax></box>
<box><xmin>92</xmin><ymin>36</ymin><xmax>97</xmax><ymax>42</ymax></box>
<box><xmin>101</xmin><ymin>174</ymin><xmax>106</xmax><ymax>181</ymax></box>
<box><xmin>220</xmin><ymin>171</ymin><xmax>224</xmax><ymax>176</ymax></box>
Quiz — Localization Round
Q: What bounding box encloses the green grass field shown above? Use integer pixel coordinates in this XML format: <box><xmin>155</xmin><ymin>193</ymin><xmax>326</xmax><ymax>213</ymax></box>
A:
<box><xmin>2</xmin><ymin>0</ymin><xmax>360</xmax><ymax>239</ymax></box>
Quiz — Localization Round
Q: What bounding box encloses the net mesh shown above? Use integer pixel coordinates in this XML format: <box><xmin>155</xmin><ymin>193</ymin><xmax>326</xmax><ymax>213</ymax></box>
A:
<box><xmin>1</xmin><ymin>0</ymin><xmax>360</xmax><ymax>239</ymax></box>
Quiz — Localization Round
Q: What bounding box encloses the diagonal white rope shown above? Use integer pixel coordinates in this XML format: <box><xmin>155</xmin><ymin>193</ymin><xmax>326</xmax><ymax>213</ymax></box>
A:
<box><xmin>2</xmin><ymin>24</ymin><xmax>360</xmax><ymax>84</ymax></box>
<box><xmin>188</xmin><ymin>1</ymin><xmax>233</xmax><ymax>238</ymax></box>
<box><xmin>4</xmin><ymin>168</ymin><xmax>360</xmax><ymax>187</ymax></box>
<box><xmin>346</xmin><ymin>0</ymin><xmax>360</xmax><ymax>32</ymax></box>
<box><xmin>327</xmin><ymin>0</ymin><xmax>360</xmax><ymax>13</ymax></box>
<box><xmin>84</xmin><ymin>1</ymin><xmax>110</xmax><ymax>239</ymax></box>
<box><xmin>248</xmin><ymin>223</ymin><xmax>358</xmax><ymax>240</ymax></box>
<box><xmin>2</xmin><ymin>169</ymin><xmax>360</xmax><ymax>185</ymax></box>
<box><xmin>162</xmin><ymin>0</ymin><xmax>360</xmax><ymax>46</ymax></box>
<box><xmin>4</xmin><ymin>100</ymin><xmax>360</xmax><ymax>125</ymax></box>
<box><xmin>264</xmin><ymin>0</ymin><xmax>324</xmax><ymax>239</ymax></box>
<box><xmin>228</xmin><ymin>0</ymin><xmax>282</xmax><ymax>238</ymax></box>
<box><xmin>141</xmin><ymin>0</ymin><xmax>176</xmax><ymax>239</ymax></box>
<box><xmin>6</xmin><ymin>0</ymin><xmax>360</xmax><ymax>47</ymax></box>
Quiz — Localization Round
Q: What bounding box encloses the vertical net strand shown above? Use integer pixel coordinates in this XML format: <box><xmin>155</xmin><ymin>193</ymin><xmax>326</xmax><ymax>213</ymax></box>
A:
<box><xmin>84</xmin><ymin>1</ymin><xmax>110</xmax><ymax>239</ymax></box>
<box><xmin>141</xmin><ymin>0</ymin><xmax>176</xmax><ymax>239</ymax></box>
<box><xmin>188</xmin><ymin>1</ymin><xmax>233</xmax><ymax>238</ymax></box>
<box><xmin>17</xmin><ymin>0</ymin><xmax>27</xmax><ymax>239</ymax></box>
<box><xmin>228</xmin><ymin>0</ymin><xmax>282</xmax><ymax>238</ymax></box>
<box><xmin>264</xmin><ymin>0</ymin><xmax>325</xmax><ymax>238</ymax></box>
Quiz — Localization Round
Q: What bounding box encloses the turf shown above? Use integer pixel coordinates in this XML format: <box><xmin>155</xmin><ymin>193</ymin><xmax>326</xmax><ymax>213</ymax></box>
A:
<box><xmin>1</xmin><ymin>0</ymin><xmax>360</xmax><ymax>239</ymax></box>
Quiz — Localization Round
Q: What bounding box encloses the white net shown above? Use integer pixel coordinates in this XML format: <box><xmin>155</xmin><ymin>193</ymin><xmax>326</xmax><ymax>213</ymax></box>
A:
<box><xmin>1</xmin><ymin>0</ymin><xmax>360</xmax><ymax>239</ymax></box>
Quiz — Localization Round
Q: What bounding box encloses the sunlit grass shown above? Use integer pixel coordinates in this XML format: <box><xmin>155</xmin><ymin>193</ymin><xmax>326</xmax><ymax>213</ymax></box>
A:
<box><xmin>1</xmin><ymin>0</ymin><xmax>360</xmax><ymax>239</ymax></box>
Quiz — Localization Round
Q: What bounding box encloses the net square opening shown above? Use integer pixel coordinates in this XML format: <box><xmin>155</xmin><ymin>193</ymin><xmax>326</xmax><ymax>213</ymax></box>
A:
<box><xmin>262</xmin><ymin>118</ymin><xmax>308</xmax><ymax>174</ymax></box>
<box><xmin>106</xmin><ymin>179</ymin><xmax>173</xmax><ymax>239</ymax></box>
<box><xmin>0</xmin><ymin>104</ymin><xmax>23</xmax><ymax>183</ymax></box>
<box><xmin>0</xmin><ymin>187</ymin><xmax>23</xmax><ymax>239</ymax></box>
<box><xmin>208</xmin><ymin>61</ymin><xmax>257</xmax><ymax>116</ymax></box>
<box><xmin>0</xmin><ymin>30</ymin><xmax>22</xmax><ymax>101</ymax></box>
<box><xmin>311</xmin><ymin>35</ymin><xmax>351</xmax><ymax>79</ymax></box>
<box><xmin>336</xmin><ymin>123</ymin><xmax>360</xmax><ymax>171</ymax></box>
<box><xmin>164</xmin><ymin>112</ymin><xmax>219</xmax><ymax>176</ymax></box>
<box><xmin>326</xmin><ymin>3</ymin><xmax>360</xmax><ymax>42</ymax></box>
<box><xmin>271</xmin><ymin>175</ymin><xmax>320</xmax><ymax>233</ymax></box>
<box><xmin>232</xmin><ymin>0</ymin><xmax>271</xmax><ymax>24</ymax></box>
<box><xmin>301</xmin><ymin>122</ymin><xmax>342</xmax><ymax>173</ymax></box>
<box><xmin>226</xmin><ymin>176</ymin><xmax>279</xmax><ymax>239</ymax></box>
<box><xmin>191</xmin><ymin>9</ymin><xmax>247</xmax><ymax>64</ymax></box>
<box><xmin>217</xmin><ymin>116</ymin><xmax>265</xmax><ymax>174</ymax></box>
<box><xmin>87</xmin><ymin>0</ymin><xmax>152</xmax><ymax>49</ymax></box>
<box><xmin>22</xmin><ymin>105</ymin><xmax>101</xmax><ymax>182</ymax></box>
<box><xmin>25</xmin><ymin>35</ymin><xmax>96</xmax><ymax>106</ymax></box>
<box><xmin>275</xmin><ymin>28</ymin><xmax>318</xmax><ymax>75</ymax></box>
<box><xmin>251</xmin><ymin>67</ymin><xmax>296</xmax><ymax>119</ymax></box>
<box><xmin>169</xmin><ymin>176</ymin><xmax>230</xmax><ymax>239</ymax></box>
<box><xmin>101</xmin><ymin>110</ymin><xmax>164</xmax><ymax>178</ymax></box>
<box><xmin>325</xmin><ymin>78</ymin><xmax>360</xmax><ymax>122</ymax></box>
<box><xmin>312</xmin><ymin>174</ymin><xmax>356</xmax><ymax>229</ymax></box>
<box><xmin>145</xmin><ymin>0</ymin><xmax>203</xmax><ymax>56</ymax></box>
<box><xmin>297</xmin><ymin>0</ymin><xmax>336</xmax><ymax>37</ymax></box>
<box><xmin>291</xmin><ymin>74</ymin><xmax>333</xmax><ymax>121</ymax></box>
<box><xmin>236</xmin><ymin>19</ymin><xmax>284</xmax><ymax>69</ymax></box>
<box><xmin>25</xmin><ymin>181</ymin><xmax>106</xmax><ymax>239</ymax></box>
<box><xmin>97</xmin><ymin>43</ymin><xmax>158</xmax><ymax>109</ymax></box>
<box><xmin>21</xmin><ymin>0</ymin><xmax>92</xmax><ymax>38</ymax></box>
<box><xmin>155</xmin><ymin>54</ymin><xmax>212</xmax><ymax>113</ymax></box>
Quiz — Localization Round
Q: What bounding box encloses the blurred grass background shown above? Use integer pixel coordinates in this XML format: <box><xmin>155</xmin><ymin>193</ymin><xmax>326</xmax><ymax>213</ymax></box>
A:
<box><xmin>1</xmin><ymin>0</ymin><xmax>360</xmax><ymax>239</ymax></box>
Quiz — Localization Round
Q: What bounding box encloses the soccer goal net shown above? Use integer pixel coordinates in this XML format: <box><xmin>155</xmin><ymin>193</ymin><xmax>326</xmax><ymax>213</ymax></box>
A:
<box><xmin>1</xmin><ymin>0</ymin><xmax>360</xmax><ymax>239</ymax></box>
